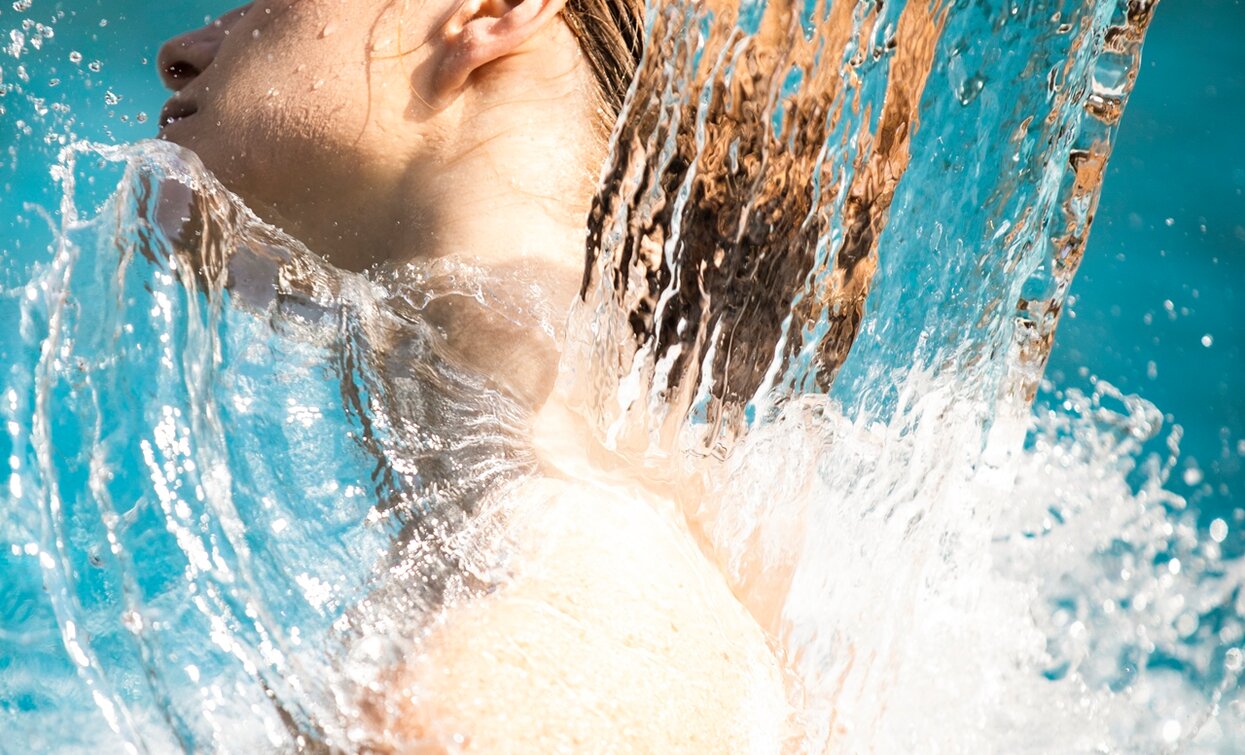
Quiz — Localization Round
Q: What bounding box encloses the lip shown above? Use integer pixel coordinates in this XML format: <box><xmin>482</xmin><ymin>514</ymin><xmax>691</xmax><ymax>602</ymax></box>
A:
<box><xmin>158</xmin><ymin>97</ymin><xmax>199</xmax><ymax>130</ymax></box>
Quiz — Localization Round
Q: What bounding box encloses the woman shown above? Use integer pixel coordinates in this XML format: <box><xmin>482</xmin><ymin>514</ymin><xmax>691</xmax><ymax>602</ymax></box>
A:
<box><xmin>156</xmin><ymin>1</ymin><xmax>790</xmax><ymax>751</ymax></box>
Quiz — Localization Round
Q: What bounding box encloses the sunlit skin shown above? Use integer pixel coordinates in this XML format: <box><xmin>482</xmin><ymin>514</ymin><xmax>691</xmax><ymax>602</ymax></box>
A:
<box><xmin>157</xmin><ymin>0</ymin><xmax>598</xmax><ymax>284</ymax></box>
<box><xmin>157</xmin><ymin>1</ymin><xmax>789</xmax><ymax>750</ymax></box>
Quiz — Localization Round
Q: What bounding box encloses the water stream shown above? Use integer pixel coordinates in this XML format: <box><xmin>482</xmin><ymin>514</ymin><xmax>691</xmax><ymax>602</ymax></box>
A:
<box><xmin>1</xmin><ymin>0</ymin><xmax>1242</xmax><ymax>752</ymax></box>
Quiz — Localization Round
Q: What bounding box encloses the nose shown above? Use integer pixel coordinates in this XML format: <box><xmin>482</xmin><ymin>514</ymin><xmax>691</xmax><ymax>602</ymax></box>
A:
<box><xmin>157</xmin><ymin>4</ymin><xmax>252</xmax><ymax>92</ymax></box>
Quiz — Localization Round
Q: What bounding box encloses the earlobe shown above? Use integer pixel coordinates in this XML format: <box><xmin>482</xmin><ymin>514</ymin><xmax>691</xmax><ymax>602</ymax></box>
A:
<box><xmin>431</xmin><ymin>0</ymin><xmax>568</xmax><ymax>102</ymax></box>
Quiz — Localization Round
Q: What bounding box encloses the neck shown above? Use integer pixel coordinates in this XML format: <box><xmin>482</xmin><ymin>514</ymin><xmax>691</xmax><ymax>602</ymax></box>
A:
<box><xmin>375</xmin><ymin>49</ymin><xmax>603</xmax><ymax>410</ymax></box>
<box><xmin>396</xmin><ymin>53</ymin><xmax>602</xmax><ymax>302</ymax></box>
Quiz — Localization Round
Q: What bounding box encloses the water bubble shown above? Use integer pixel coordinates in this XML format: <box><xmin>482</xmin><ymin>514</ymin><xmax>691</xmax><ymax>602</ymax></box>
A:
<box><xmin>1182</xmin><ymin>466</ymin><xmax>1204</xmax><ymax>486</ymax></box>
<box><xmin>68</xmin><ymin>50</ymin><xmax>82</xmax><ymax>64</ymax></box>
<box><xmin>957</xmin><ymin>73</ymin><xmax>986</xmax><ymax>106</ymax></box>
<box><xmin>1210</xmin><ymin>518</ymin><xmax>1228</xmax><ymax>543</ymax></box>
<box><xmin>103</xmin><ymin>90</ymin><xmax>120</xmax><ymax>106</ymax></box>
<box><xmin>1201</xmin><ymin>334</ymin><xmax>1214</xmax><ymax>348</ymax></box>
<box><xmin>136</xmin><ymin>112</ymin><xmax>148</xmax><ymax>124</ymax></box>
<box><xmin>1164</xmin><ymin>217</ymin><xmax>1175</xmax><ymax>226</ymax></box>
<box><xmin>88</xmin><ymin>60</ymin><xmax>102</xmax><ymax>72</ymax></box>
<box><xmin>12</xmin><ymin>0</ymin><xmax>33</xmax><ymax>11</ymax></box>
<box><xmin>1227</xmin><ymin>648</ymin><xmax>1244</xmax><ymax>672</ymax></box>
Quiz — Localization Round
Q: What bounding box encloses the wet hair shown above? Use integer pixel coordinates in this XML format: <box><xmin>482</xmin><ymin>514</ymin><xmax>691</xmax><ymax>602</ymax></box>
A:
<box><xmin>561</xmin><ymin>0</ymin><xmax>646</xmax><ymax>118</ymax></box>
<box><xmin>575</xmin><ymin>0</ymin><xmax>946</xmax><ymax>453</ymax></box>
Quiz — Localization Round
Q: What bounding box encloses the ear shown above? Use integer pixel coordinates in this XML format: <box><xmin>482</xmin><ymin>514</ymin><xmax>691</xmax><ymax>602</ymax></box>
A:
<box><xmin>432</xmin><ymin>0</ymin><xmax>570</xmax><ymax>101</ymax></box>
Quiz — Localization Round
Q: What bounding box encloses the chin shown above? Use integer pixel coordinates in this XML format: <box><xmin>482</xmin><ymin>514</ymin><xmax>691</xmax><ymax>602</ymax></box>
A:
<box><xmin>157</xmin><ymin>120</ymin><xmax>198</xmax><ymax>149</ymax></box>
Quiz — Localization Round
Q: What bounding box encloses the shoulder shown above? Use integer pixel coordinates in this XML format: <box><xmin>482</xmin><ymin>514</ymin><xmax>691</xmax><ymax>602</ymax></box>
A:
<box><xmin>393</xmin><ymin>478</ymin><xmax>790</xmax><ymax>753</ymax></box>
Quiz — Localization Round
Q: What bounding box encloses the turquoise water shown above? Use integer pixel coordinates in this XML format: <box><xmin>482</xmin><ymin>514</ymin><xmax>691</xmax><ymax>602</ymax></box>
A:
<box><xmin>4</xmin><ymin>2</ymin><xmax>1235</xmax><ymax>515</ymax></box>
<box><xmin>1</xmin><ymin>1</ymin><xmax>1242</xmax><ymax>751</ymax></box>
<box><xmin>1043</xmin><ymin>0</ymin><xmax>1245</xmax><ymax>527</ymax></box>
<box><xmin>2</xmin><ymin>8</ymin><xmax>1237</xmax><ymax>487</ymax></box>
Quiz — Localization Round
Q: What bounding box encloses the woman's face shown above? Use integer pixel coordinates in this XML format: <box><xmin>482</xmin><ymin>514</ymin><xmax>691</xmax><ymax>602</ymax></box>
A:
<box><xmin>157</xmin><ymin>1</ymin><xmax>450</xmax><ymax>267</ymax></box>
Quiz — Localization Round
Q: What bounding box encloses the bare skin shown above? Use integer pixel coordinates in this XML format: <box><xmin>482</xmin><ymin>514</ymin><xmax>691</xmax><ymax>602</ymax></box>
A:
<box><xmin>157</xmin><ymin>0</ymin><xmax>597</xmax><ymax>282</ymax></box>
<box><xmin>158</xmin><ymin>1</ymin><xmax>790</xmax><ymax>751</ymax></box>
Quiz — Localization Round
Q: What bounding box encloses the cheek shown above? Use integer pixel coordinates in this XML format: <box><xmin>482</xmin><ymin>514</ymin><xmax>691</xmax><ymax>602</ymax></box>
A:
<box><xmin>188</xmin><ymin>19</ymin><xmax>414</xmax><ymax>207</ymax></box>
<box><xmin>209</xmin><ymin>71</ymin><xmax>376</xmax><ymax>198</ymax></box>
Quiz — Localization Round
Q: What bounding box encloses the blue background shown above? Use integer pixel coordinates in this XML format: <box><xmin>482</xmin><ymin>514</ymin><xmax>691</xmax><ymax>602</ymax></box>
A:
<box><xmin>2</xmin><ymin>1</ymin><xmax>1242</xmax><ymax>523</ymax></box>
<box><xmin>1044</xmin><ymin>0</ymin><xmax>1245</xmax><ymax>526</ymax></box>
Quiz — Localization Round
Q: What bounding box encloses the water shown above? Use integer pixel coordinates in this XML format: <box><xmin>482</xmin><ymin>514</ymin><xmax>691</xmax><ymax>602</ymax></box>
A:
<box><xmin>1045</xmin><ymin>0</ymin><xmax>1245</xmax><ymax>528</ymax></box>
<box><xmin>1</xmin><ymin>0</ymin><xmax>1242</xmax><ymax>752</ymax></box>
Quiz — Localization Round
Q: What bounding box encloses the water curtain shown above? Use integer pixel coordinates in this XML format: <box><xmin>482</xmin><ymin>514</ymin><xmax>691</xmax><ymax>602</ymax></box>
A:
<box><xmin>566</xmin><ymin>0</ymin><xmax>1157</xmax><ymax>459</ymax></box>
<box><xmin>6</xmin><ymin>0</ymin><xmax>1243</xmax><ymax>752</ymax></box>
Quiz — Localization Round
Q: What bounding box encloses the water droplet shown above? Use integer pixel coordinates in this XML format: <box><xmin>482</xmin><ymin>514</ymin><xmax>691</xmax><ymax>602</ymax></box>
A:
<box><xmin>121</xmin><ymin>611</ymin><xmax>143</xmax><ymax>633</ymax></box>
<box><xmin>1210</xmin><ymin>518</ymin><xmax>1228</xmax><ymax>543</ymax></box>
<box><xmin>957</xmin><ymin>73</ymin><xmax>986</xmax><ymax>106</ymax></box>
<box><xmin>1227</xmin><ymin>648</ymin><xmax>1244</xmax><ymax>672</ymax></box>
<box><xmin>6</xmin><ymin>29</ymin><xmax>26</xmax><ymax>59</ymax></box>
<box><xmin>320</xmin><ymin>22</ymin><xmax>336</xmax><ymax>38</ymax></box>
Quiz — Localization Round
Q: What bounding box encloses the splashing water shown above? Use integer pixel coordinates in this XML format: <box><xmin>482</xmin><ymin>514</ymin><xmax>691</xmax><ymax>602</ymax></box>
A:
<box><xmin>1</xmin><ymin>0</ymin><xmax>1242</xmax><ymax>753</ymax></box>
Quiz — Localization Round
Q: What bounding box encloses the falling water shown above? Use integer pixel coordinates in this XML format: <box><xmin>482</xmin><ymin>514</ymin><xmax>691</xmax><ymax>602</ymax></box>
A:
<box><xmin>1</xmin><ymin>0</ymin><xmax>1241</xmax><ymax>752</ymax></box>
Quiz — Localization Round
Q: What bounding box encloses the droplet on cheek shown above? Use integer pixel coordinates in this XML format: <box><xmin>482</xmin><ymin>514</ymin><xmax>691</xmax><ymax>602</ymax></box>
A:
<box><xmin>320</xmin><ymin>22</ymin><xmax>336</xmax><ymax>39</ymax></box>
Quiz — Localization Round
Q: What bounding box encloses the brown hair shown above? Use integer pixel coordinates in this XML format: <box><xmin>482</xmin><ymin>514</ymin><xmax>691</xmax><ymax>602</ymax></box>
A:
<box><xmin>561</xmin><ymin>0</ymin><xmax>646</xmax><ymax>117</ymax></box>
<box><xmin>571</xmin><ymin>0</ymin><xmax>946</xmax><ymax>456</ymax></box>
